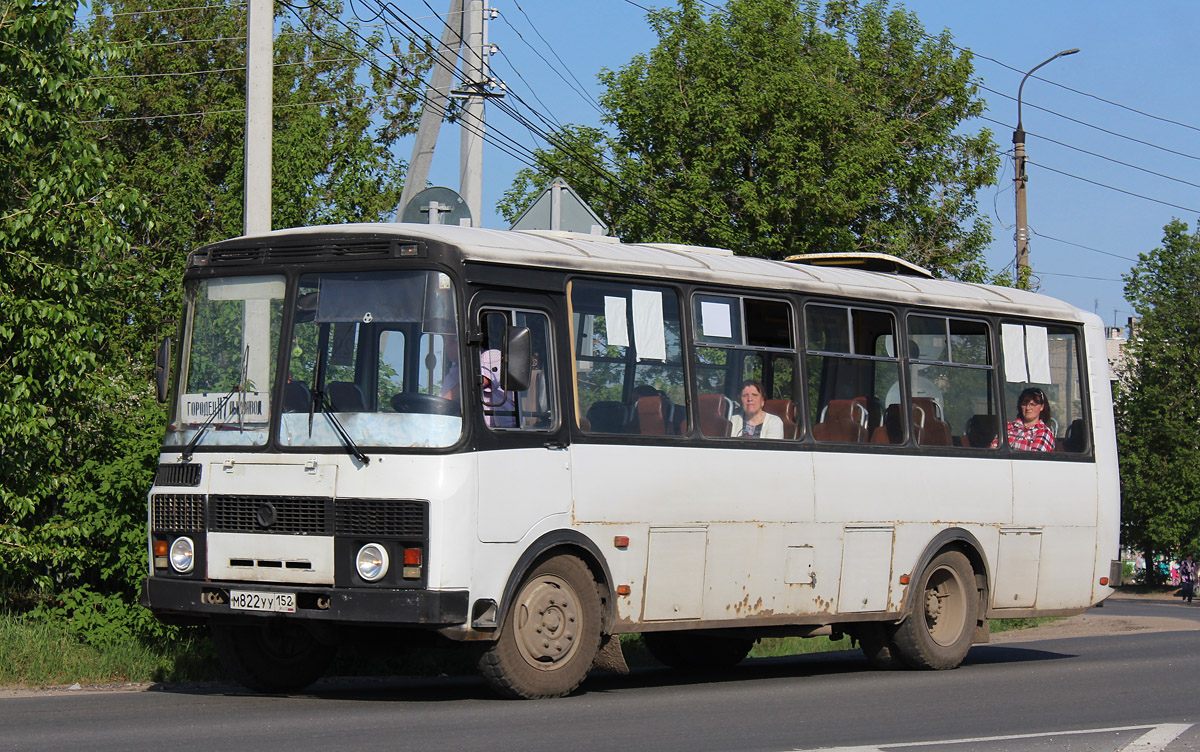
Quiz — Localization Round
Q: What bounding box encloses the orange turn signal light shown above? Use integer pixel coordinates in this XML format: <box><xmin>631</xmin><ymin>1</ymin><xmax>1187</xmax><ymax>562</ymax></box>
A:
<box><xmin>154</xmin><ymin>540</ymin><xmax>169</xmax><ymax>556</ymax></box>
<box><xmin>899</xmin><ymin>574</ymin><xmax>911</xmax><ymax>585</ymax></box>
<box><xmin>616</xmin><ymin>585</ymin><xmax>631</xmax><ymax>596</ymax></box>
<box><xmin>613</xmin><ymin>536</ymin><xmax>630</xmax><ymax>548</ymax></box>
<box><xmin>403</xmin><ymin>548</ymin><xmax>423</xmax><ymax>566</ymax></box>
<box><xmin>1099</xmin><ymin>577</ymin><xmax>1109</xmax><ymax>586</ymax></box>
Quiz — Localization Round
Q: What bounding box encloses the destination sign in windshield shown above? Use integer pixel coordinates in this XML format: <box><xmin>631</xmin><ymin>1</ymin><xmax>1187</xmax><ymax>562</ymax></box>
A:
<box><xmin>181</xmin><ymin>392</ymin><xmax>269</xmax><ymax>424</ymax></box>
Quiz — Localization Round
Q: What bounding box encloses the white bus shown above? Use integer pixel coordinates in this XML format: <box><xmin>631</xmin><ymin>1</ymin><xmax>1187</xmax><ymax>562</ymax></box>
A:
<box><xmin>142</xmin><ymin>224</ymin><xmax>1119</xmax><ymax>699</ymax></box>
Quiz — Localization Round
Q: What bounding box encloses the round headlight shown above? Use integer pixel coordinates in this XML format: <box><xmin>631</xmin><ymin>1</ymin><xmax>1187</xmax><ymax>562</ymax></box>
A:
<box><xmin>356</xmin><ymin>543</ymin><xmax>389</xmax><ymax>582</ymax></box>
<box><xmin>169</xmin><ymin>536</ymin><xmax>194</xmax><ymax>574</ymax></box>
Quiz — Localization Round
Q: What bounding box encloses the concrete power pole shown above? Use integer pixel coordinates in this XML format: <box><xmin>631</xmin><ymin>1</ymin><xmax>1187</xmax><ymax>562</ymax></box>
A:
<box><xmin>458</xmin><ymin>0</ymin><xmax>485</xmax><ymax>226</ymax></box>
<box><xmin>242</xmin><ymin>0</ymin><xmax>273</xmax><ymax>393</ymax></box>
<box><xmin>1013</xmin><ymin>48</ymin><xmax>1078</xmax><ymax>290</ymax></box>
<box><xmin>244</xmin><ymin>0</ymin><xmax>272</xmax><ymax>236</ymax></box>
<box><xmin>395</xmin><ymin>0</ymin><xmax>464</xmax><ymax>221</ymax></box>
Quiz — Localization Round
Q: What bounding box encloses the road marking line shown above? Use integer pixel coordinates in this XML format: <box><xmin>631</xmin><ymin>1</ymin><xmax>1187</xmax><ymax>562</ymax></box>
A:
<box><xmin>790</xmin><ymin>723</ymin><xmax>1195</xmax><ymax>752</ymax></box>
<box><xmin>1119</xmin><ymin>724</ymin><xmax>1192</xmax><ymax>751</ymax></box>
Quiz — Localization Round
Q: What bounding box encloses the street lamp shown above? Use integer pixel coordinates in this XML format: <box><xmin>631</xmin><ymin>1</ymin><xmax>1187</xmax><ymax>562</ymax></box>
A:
<box><xmin>1013</xmin><ymin>48</ymin><xmax>1079</xmax><ymax>290</ymax></box>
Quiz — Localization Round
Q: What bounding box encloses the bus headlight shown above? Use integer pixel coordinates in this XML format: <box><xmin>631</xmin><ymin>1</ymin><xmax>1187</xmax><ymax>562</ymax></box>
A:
<box><xmin>169</xmin><ymin>536</ymin><xmax>195</xmax><ymax>573</ymax></box>
<box><xmin>356</xmin><ymin>543</ymin><xmax>389</xmax><ymax>582</ymax></box>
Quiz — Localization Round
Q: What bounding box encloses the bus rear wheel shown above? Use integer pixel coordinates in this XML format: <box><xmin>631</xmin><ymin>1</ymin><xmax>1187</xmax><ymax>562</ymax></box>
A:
<box><xmin>211</xmin><ymin>621</ymin><xmax>335</xmax><ymax>693</ymax></box>
<box><xmin>478</xmin><ymin>555</ymin><xmax>602</xmax><ymax>699</ymax></box>
<box><xmin>891</xmin><ymin>550</ymin><xmax>977</xmax><ymax>670</ymax></box>
<box><xmin>643</xmin><ymin>631</ymin><xmax>755</xmax><ymax>671</ymax></box>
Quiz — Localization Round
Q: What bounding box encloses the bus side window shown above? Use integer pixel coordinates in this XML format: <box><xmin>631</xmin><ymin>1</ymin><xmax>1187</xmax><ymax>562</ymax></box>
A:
<box><xmin>571</xmin><ymin>280</ymin><xmax>686</xmax><ymax>436</ymax></box>
<box><xmin>480</xmin><ymin>309</ymin><xmax>556</xmax><ymax>431</ymax></box>
<box><xmin>906</xmin><ymin>315</ymin><xmax>997</xmax><ymax>449</ymax></box>
<box><xmin>1000</xmin><ymin>323</ymin><xmax>1090</xmax><ymax>453</ymax></box>
<box><xmin>805</xmin><ymin>304</ymin><xmax>899</xmax><ymax>444</ymax></box>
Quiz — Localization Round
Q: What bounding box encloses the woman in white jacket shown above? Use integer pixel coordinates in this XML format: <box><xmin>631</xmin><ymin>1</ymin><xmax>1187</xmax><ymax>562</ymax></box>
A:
<box><xmin>729</xmin><ymin>380</ymin><xmax>784</xmax><ymax>439</ymax></box>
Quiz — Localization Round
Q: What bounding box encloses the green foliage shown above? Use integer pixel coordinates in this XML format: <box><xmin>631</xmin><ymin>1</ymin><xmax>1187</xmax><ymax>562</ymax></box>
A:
<box><xmin>2</xmin><ymin>0</ymin><xmax>431</xmax><ymax>647</ymax></box>
<box><xmin>1116</xmin><ymin>219</ymin><xmax>1200</xmax><ymax>576</ymax></box>
<box><xmin>499</xmin><ymin>0</ymin><xmax>999</xmax><ymax>280</ymax></box>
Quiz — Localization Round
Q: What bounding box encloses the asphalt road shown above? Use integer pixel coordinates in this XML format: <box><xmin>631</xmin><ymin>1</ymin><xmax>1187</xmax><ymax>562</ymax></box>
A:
<box><xmin>4</xmin><ymin>597</ymin><xmax>1200</xmax><ymax>752</ymax></box>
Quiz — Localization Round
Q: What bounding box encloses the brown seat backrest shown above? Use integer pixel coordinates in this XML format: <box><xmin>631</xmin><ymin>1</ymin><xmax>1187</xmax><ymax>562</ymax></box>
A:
<box><xmin>813</xmin><ymin>398</ymin><xmax>867</xmax><ymax>443</ymax></box>
<box><xmin>763</xmin><ymin>398</ymin><xmax>798</xmax><ymax>439</ymax></box>
<box><xmin>636</xmin><ymin>395</ymin><xmax>667</xmax><ymax>435</ymax></box>
<box><xmin>871</xmin><ymin>403</ymin><xmax>905</xmax><ymax>444</ymax></box>
<box><xmin>697</xmin><ymin>393</ymin><xmax>733</xmax><ymax>437</ymax></box>
<box><xmin>912</xmin><ymin>397</ymin><xmax>952</xmax><ymax>446</ymax></box>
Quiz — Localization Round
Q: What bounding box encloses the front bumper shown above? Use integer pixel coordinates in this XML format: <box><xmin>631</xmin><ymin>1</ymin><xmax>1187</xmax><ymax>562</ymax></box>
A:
<box><xmin>142</xmin><ymin>577</ymin><xmax>469</xmax><ymax>626</ymax></box>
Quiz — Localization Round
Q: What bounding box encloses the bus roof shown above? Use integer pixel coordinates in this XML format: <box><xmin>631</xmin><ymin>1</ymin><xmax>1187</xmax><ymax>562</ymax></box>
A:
<box><xmin>225</xmin><ymin>223</ymin><xmax>1089</xmax><ymax>323</ymax></box>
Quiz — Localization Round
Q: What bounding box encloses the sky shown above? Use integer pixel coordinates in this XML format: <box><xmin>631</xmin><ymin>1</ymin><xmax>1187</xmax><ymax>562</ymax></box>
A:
<box><xmin>406</xmin><ymin>0</ymin><xmax>1200</xmax><ymax>330</ymax></box>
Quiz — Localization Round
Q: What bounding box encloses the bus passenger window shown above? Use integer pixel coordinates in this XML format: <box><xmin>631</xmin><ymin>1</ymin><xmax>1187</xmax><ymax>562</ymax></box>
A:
<box><xmin>905</xmin><ymin>315</ymin><xmax>997</xmax><ymax>449</ymax></box>
<box><xmin>571</xmin><ymin>280</ymin><xmax>686</xmax><ymax>436</ymax></box>
<box><xmin>692</xmin><ymin>293</ymin><xmax>796</xmax><ymax>439</ymax></box>
<box><xmin>1000</xmin><ymin>324</ymin><xmax>1089</xmax><ymax>453</ymax></box>
<box><xmin>805</xmin><ymin>304</ymin><xmax>898</xmax><ymax>444</ymax></box>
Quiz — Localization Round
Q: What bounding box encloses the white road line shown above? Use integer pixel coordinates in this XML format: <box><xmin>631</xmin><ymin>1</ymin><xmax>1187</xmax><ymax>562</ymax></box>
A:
<box><xmin>790</xmin><ymin>723</ymin><xmax>1195</xmax><ymax>752</ymax></box>
<box><xmin>1119</xmin><ymin>724</ymin><xmax>1193</xmax><ymax>751</ymax></box>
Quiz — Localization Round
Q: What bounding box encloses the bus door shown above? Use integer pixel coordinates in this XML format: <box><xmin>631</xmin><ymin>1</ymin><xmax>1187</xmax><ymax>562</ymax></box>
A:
<box><xmin>471</xmin><ymin>296</ymin><xmax>570</xmax><ymax>544</ymax></box>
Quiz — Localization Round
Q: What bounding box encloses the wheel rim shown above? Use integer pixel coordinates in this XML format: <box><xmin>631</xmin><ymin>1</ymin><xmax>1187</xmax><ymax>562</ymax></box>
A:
<box><xmin>513</xmin><ymin>574</ymin><xmax>581</xmax><ymax>671</ymax></box>
<box><xmin>922</xmin><ymin>564</ymin><xmax>968</xmax><ymax>647</ymax></box>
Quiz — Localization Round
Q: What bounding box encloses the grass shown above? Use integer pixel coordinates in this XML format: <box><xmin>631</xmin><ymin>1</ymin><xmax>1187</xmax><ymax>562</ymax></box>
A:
<box><xmin>0</xmin><ymin>615</ymin><xmax>220</xmax><ymax>687</ymax></box>
<box><xmin>0</xmin><ymin>614</ymin><xmax>1060</xmax><ymax>688</ymax></box>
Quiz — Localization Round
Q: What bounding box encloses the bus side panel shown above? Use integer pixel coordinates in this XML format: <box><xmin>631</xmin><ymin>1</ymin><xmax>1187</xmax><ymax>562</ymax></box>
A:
<box><xmin>1084</xmin><ymin>318</ymin><xmax>1120</xmax><ymax>602</ymax></box>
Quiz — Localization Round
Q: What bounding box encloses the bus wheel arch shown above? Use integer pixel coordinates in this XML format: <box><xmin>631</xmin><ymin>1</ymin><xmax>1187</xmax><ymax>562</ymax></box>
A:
<box><xmin>497</xmin><ymin>530</ymin><xmax>617</xmax><ymax>635</ymax></box>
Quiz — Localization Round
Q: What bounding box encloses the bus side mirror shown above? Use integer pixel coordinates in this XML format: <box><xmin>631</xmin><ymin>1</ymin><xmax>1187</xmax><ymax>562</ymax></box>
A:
<box><xmin>505</xmin><ymin>326</ymin><xmax>531</xmax><ymax>392</ymax></box>
<box><xmin>155</xmin><ymin>336</ymin><xmax>171</xmax><ymax>403</ymax></box>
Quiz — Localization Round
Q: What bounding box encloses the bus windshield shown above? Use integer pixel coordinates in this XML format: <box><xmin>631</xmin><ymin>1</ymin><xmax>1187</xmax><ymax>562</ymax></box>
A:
<box><xmin>279</xmin><ymin>270</ymin><xmax>462</xmax><ymax>449</ymax></box>
<box><xmin>165</xmin><ymin>274</ymin><xmax>286</xmax><ymax>448</ymax></box>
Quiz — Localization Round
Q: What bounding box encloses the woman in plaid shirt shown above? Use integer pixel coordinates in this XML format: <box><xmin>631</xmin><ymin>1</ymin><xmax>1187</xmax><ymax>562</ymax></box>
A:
<box><xmin>996</xmin><ymin>387</ymin><xmax>1056</xmax><ymax>452</ymax></box>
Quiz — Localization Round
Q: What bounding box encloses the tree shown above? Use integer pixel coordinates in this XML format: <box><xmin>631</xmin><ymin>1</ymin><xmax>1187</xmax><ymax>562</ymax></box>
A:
<box><xmin>1116</xmin><ymin>219</ymin><xmax>1200</xmax><ymax>584</ymax></box>
<box><xmin>0</xmin><ymin>0</ymin><xmax>155</xmax><ymax>626</ymax></box>
<box><xmin>500</xmin><ymin>0</ymin><xmax>1000</xmax><ymax>281</ymax></box>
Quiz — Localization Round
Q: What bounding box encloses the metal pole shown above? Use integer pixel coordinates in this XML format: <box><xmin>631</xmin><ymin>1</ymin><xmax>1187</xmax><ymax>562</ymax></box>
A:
<box><xmin>244</xmin><ymin>0</ymin><xmax>272</xmax><ymax>236</ymax></box>
<box><xmin>459</xmin><ymin>0</ymin><xmax>484</xmax><ymax>226</ymax></box>
<box><xmin>395</xmin><ymin>0</ymin><xmax>464</xmax><ymax>221</ymax></box>
<box><xmin>1013</xmin><ymin>48</ymin><xmax>1079</xmax><ymax>290</ymax></box>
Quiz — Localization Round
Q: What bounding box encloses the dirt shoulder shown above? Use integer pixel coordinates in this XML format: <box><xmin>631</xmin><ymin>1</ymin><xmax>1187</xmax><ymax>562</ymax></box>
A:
<box><xmin>990</xmin><ymin>591</ymin><xmax>1200</xmax><ymax>644</ymax></box>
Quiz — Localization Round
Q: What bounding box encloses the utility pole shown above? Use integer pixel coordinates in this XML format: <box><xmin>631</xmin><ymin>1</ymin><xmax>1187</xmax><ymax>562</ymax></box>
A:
<box><xmin>396</xmin><ymin>0</ymin><xmax>501</xmax><ymax>226</ymax></box>
<box><xmin>395</xmin><ymin>0</ymin><xmax>464</xmax><ymax>221</ymax></box>
<box><xmin>458</xmin><ymin>0</ymin><xmax>485</xmax><ymax>226</ymax></box>
<box><xmin>242</xmin><ymin>0</ymin><xmax>273</xmax><ymax>394</ymax></box>
<box><xmin>1013</xmin><ymin>48</ymin><xmax>1079</xmax><ymax>290</ymax></box>
<box><xmin>244</xmin><ymin>0</ymin><xmax>272</xmax><ymax>235</ymax></box>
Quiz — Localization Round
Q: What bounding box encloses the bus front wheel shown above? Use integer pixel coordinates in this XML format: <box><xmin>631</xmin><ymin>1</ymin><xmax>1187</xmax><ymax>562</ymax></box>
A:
<box><xmin>211</xmin><ymin>621</ymin><xmax>335</xmax><ymax>693</ymax></box>
<box><xmin>891</xmin><ymin>550</ymin><xmax>977</xmax><ymax>670</ymax></box>
<box><xmin>478</xmin><ymin>555</ymin><xmax>602</xmax><ymax>699</ymax></box>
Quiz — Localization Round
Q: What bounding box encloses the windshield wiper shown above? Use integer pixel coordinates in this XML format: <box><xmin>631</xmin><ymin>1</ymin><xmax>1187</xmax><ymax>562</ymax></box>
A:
<box><xmin>315</xmin><ymin>392</ymin><xmax>370</xmax><ymax>465</ymax></box>
<box><xmin>180</xmin><ymin>346</ymin><xmax>249</xmax><ymax>462</ymax></box>
<box><xmin>307</xmin><ymin>324</ymin><xmax>370</xmax><ymax>465</ymax></box>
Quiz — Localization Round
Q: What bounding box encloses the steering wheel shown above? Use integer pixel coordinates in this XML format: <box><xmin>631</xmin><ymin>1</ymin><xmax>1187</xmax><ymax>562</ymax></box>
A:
<box><xmin>390</xmin><ymin>392</ymin><xmax>461</xmax><ymax>417</ymax></box>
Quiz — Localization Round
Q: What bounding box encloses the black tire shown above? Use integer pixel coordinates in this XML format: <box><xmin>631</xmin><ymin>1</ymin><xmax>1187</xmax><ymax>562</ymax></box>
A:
<box><xmin>211</xmin><ymin>621</ymin><xmax>335</xmax><ymax>693</ymax></box>
<box><xmin>478</xmin><ymin>555</ymin><xmax>602</xmax><ymax>699</ymax></box>
<box><xmin>642</xmin><ymin>631</ymin><xmax>755</xmax><ymax>671</ymax></box>
<box><xmin>891</xmin><ymin>550</ymin><xmax>977</xmax><ymax>670</ymax></box>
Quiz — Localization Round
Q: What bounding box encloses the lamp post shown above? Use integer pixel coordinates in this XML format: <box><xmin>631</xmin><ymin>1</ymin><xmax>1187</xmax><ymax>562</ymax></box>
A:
<box><xmin>1014</xmin><ymin>48</ymin><xmax>1079</xmax><ymax>290</ymax></box>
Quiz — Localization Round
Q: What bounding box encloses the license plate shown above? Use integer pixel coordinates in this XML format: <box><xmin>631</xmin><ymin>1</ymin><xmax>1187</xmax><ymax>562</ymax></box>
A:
<box><xmin>229</xmin><ymin>590</ymin><xmax>296</xmax><ymax>613</ymax></box>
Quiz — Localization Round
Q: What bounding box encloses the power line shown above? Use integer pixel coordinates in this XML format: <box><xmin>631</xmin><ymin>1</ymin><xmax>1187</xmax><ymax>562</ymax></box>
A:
<box><xmin>79</xmin><ymin>98</ymin><xmax>340</xmax><ymax>124</ymax></box>
<box><xmin>506</xmin><ymin>0</ymin><xmax>603</xmax><ymax>112</ymax></box>
<box><xmin>1026</xmin><ymin>160</ymin><xmax>1200</xmax><ymax>215</ymax></box>
<box><xmin>1030</xmin><ymin>230</ymin><xmax>1138</xmax><ymax>262</ymax></box>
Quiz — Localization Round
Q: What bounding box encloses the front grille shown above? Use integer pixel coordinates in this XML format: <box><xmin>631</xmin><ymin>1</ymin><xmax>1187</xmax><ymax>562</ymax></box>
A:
<box><xmin>209</xmin><ymin>495</ymin><xmax>331</xmax><ymax>535</ymax></box>
<box><xmin>336</xmin><ymin>499</ymin><xmax>428</xmax><ymax>537</ymax></box>
<box><xmin>152</xmin><ymin>494</ymin><xmax>205</xmax><ymax>532</ymax></box>
<box><xmin>155</xmin><ymin>463</ymin><xmax>201</xmax><ymax>487</ymax></box>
